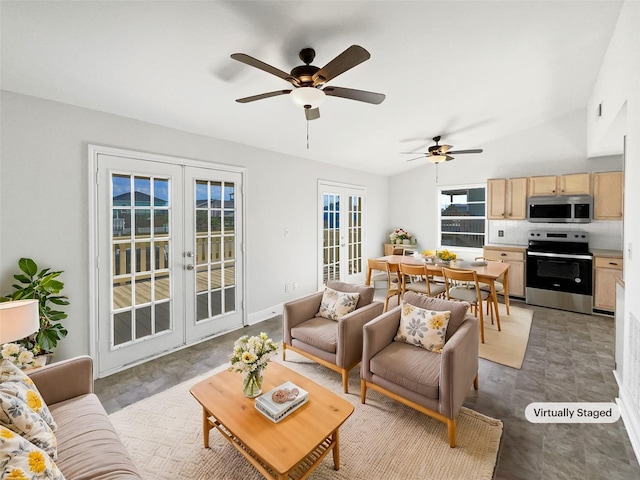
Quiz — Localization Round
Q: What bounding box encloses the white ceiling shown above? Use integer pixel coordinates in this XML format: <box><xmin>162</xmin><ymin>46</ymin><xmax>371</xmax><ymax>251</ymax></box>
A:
<box><xmin>0</xmin><ymin>0</ymin><xmax>623</xmax><ymax>176</ymax></box>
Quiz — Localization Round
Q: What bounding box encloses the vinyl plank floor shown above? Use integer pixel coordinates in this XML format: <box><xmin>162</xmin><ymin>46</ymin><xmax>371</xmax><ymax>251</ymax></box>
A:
<box><xmin>95</xmin><ymin>297</ymin><xmax>640</xmax><ymax>479</ymax></box>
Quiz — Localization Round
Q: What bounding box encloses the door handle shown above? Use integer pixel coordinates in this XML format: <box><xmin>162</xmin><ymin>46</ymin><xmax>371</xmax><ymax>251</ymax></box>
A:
<box><xmin>185</xmin><ymin>264</ymin><xmax>195</xmax><ymax>271</ymax></box>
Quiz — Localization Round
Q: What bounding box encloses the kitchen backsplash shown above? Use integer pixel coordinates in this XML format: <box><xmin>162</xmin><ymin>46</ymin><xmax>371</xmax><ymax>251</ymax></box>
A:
<box><xmin>487</xmin><ymin>220</ymin><xmax>623</xmax><ymax>251</ymax></box>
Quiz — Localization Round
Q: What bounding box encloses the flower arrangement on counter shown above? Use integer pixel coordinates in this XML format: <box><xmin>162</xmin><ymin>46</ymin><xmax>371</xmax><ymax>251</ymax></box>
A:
<box><xmin>389</xmin><ymin>228</ymin><xmax>413</xmax><ymax>243</ymax></box>
<box><xmin>436</xmin><ymin>249</ymin><xmax>457</xmax><ymax>262</ymax></box>
<box><xmin>1</xmin><ymin>342</ymin><xmax>35</xmax><ymax>369</ymax></box>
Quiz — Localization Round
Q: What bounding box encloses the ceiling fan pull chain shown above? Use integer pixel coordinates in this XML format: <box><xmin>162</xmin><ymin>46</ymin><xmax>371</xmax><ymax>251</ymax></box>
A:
<box><xmin>306</xmin><ymin>118</ymin><xmax>310</xmax><ymax>149</ymax></box>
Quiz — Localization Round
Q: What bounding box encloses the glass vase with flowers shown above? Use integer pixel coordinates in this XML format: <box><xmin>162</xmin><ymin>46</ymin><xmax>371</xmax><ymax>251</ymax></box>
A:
<box><xmin>229</xmin><ymin>332</ymin><xmax>278</xmax><ymax>398</ymax></box>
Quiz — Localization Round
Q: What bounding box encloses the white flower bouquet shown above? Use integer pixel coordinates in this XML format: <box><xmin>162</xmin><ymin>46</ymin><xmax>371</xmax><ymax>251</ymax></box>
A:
<box><xmin>1</xmin><ymin>342</ymin><xmax>35</xmax><ymax>369</ymax></box>
<box><xmin>229</xmin><ymin>332</ymin><xmax>278</xmax><ymax>397</ymax></box>
<box><xmin>390</xmin><ymin>228</ymin><xmax>413</xmax><ymax>243</ymax></box>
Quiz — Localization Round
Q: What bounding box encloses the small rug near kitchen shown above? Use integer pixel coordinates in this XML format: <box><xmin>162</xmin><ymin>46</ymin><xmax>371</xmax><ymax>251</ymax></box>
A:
<box><xmin>479</xmin><ymin>303</ymin><xmax>533</xmax><ymax>369</ymax></box>
<box><xmin>110</xmin><ymin>355</ymin><xmax>503</xmax><ymax>480</ymax></box>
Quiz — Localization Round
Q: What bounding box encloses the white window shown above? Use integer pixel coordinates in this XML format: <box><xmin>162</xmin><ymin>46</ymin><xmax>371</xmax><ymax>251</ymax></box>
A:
<box><xmin>438</xmin><ymin>186</ymin><xmax>486</xmax><ymax>249</ymax></box>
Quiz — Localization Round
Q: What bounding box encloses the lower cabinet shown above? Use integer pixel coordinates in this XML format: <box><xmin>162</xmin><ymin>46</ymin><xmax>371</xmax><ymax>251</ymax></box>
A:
<box><xmin>594</xmin><ymin>255</ymin><xmax>623</xmax><ymax>312</ymax></box>
<box><xmin>482</xmin><ymin>246</ymin><xmax>525</xmax><ymax>298</ymax></box>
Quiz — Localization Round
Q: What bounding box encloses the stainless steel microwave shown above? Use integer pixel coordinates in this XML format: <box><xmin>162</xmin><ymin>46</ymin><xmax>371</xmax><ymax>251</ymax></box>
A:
<box><xmin>527</xmin><ymin>195</ymin><xmax>593</xmax><ymax>223</ymax></box>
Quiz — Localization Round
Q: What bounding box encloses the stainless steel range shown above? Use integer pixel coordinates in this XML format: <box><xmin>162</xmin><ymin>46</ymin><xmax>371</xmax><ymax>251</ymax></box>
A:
<box><xmin>525</xmin><ymin>230</ymin><xmax>593</xmax><ymax>314</ymax></box>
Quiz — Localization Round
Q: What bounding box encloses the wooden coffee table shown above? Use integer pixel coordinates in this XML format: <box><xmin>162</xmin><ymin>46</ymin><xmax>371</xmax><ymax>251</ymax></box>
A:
<box><xmin>189</xmin><ymin>362</ymin><xmax>354</xmax><ymax>480</ymax></box>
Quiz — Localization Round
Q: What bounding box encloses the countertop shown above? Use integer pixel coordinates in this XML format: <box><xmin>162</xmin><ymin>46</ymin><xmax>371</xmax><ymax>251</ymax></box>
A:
<box><xmin>486</xmin><ymin>244</ymin><xmax>623</xmax><ymax>258</ymax></box>
<box><xmin>591</xmin><ymin>249</ymin><xmax>623</xmax><ymax>258</ymax></box>
<box><xmin>484</xmin><ymin>244</ymin><xmax>526</xmax><ymax>251</ymax></box>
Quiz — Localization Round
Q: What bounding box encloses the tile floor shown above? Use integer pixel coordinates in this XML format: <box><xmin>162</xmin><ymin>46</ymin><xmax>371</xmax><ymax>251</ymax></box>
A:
<box><xmin>95</xmin><ymin>298</ymin><xmax>640</xmax><ymax>479</ymax></box>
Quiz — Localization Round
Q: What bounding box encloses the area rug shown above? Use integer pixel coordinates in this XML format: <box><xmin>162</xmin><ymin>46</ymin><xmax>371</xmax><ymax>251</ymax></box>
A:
<box><xmin>110</xmin><ymin>354</ymin><xmax>503</xmax><ymax>480</ymax></box>
<box><xmin>479</xmin><ymin>303</ymin><xmax>533</xmax><ymax>369</ymax></box>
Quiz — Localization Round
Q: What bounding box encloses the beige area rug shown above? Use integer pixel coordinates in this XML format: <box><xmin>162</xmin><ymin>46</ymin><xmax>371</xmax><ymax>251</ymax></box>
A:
<box><xmin>110</xmin><ymin>354</ymin><xmax>503</xmax><ymax>480</ymax></box>
<box><xmin>479</xmin><ymin>303</ymin><xmax>533</xmax><ymax>369</ymax></box>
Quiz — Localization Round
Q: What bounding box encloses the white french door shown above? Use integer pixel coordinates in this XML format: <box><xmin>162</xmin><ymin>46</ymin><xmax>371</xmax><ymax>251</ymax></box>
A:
<box><xmin>318</xmin><ymin>182</ymin><xmax>366</xmax><ymax>287</ymax></box>
<box><xmin>93</xmin><ymin>149</ymin><xmax>244</xmax><ymax>376</ymax></box>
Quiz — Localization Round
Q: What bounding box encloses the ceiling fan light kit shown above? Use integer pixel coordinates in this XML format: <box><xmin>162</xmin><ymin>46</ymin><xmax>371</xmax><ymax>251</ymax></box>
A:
<box><xmin>429</xmin><ymin>155</ymin><xmax>447</xmax><ymax>164</ymax></box>
<box><xmin>290</xmin><ymin>87</ymin><xmax>326</xmax><ymax>109</ymax></box>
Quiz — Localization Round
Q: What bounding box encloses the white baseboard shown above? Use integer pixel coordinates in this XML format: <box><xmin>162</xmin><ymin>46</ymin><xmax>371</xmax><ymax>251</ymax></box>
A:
<box><xmin>247</xmin><ymin>304</ymin><xmax>283</xmax><ymax>325</ymax></box>
<box><xmin>617</xmin><ymin>385</ymin><xmax>640</xmax><ymax>464</ymax></box>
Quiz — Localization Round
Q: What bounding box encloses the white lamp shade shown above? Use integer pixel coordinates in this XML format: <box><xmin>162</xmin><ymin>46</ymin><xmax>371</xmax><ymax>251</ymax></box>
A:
<box><xmin>0</xmin><ymin>300</ymin><xmax>40</xmax><ymax>344</ymax></box>
<box><xmin>290</xmin><ymin>87</ymin><xmax>326</xmax><ymax>109</ymax></box>
<box><xmin>429</xmin><ymin>155</ymin><xmax>447</xmax><ymax>164</ymax></box>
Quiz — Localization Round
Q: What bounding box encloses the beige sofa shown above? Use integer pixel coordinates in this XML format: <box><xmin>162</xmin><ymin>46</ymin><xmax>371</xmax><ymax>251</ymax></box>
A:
<box><xmin>27</xmin><ymin>355</ymin><xmax>141</xmax><ymax>480</ymax></box>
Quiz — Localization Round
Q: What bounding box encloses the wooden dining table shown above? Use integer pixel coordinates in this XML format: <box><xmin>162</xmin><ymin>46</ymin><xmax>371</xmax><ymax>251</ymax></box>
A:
<box><xmin>369</xmin><ymin>254</ymin><xmax>510</xmax><ymax>326</ymax></box>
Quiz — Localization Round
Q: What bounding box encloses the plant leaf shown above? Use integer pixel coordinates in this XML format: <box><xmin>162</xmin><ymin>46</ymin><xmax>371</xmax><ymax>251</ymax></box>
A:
<box><xmin>12</xmin><ymin>274</ymin><xmax>31</xmax><ymax>284</ymax></box>
<box><xmin>18</xmin><ymin>258</ymin><xmax>38</xmax><ymax>277</ymax></box>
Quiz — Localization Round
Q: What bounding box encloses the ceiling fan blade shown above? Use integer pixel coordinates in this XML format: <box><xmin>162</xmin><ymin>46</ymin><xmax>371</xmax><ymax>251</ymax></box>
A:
<box><xmin>305</xmin><ymin>107</ymin><xmax>320</xmax><ymax>121</ymax></box>
<box><xmin>323</xmin><ymin>86</ymin><xmax>385</xmax><ymax>104</ymax></box>
<box><xmin>235</xmin><ymin>90</ymin><xmax>292</xmax><ymax>103</ymax></box>
<box><xmin>439</xmin><ymin>145</ymin><xmax>453</xmax><ymax>153</ymax></box>
<box><xmin>400</xmin><ymin>151</ymin><xmax>427</xmax><ymax>155</ymax></box>
<box><xmin>446</xmin><ymin>149</ymin><xmax>483</xmax><ymax>155</ymax></box>
<box><xmin>405</xmin><ymin>156</ymin><xmax>427</xmax><ymax>162</ymax></box>
<box><xmin>231</xmin><ymin>53</ymin><xmax>297</xmax><ymax>85</ymax></box>
<box><xmin>445</xmin><ymin>155</ymin><xmax>455</xmax><ymax>161</ymax></box>
<box><xmin>312</xmin><ymin>45</ymin><xmax>370</xmax><ymax>85</ymax></box>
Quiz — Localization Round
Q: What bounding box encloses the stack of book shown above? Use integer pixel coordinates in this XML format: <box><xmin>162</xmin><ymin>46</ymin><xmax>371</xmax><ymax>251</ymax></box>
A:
<box><xmin>254</xmin><ymin>381</ymin><xmax>309</xmax><ymax>423</ymax></box>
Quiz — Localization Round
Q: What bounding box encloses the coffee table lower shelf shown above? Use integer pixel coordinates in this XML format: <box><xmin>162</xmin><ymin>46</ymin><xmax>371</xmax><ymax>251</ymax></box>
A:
<box><xmin>207</xmin><ymin>413</ymin><xmax>340</xmax><ymax>480</ymax></box>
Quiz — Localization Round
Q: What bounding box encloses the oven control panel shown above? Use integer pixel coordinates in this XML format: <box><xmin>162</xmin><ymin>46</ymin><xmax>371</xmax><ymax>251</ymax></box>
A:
<box><xmin>527</xmin><ymin>230</ymin><xmax>589</xmax><ymax>243</ymax></box>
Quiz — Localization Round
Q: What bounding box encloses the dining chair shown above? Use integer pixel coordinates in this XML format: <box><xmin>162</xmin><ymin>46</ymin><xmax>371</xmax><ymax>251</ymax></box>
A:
<box><xmin>366</xmin><ymin>258</ymin><xmax>401</xmax><ymax>312</ymax></box>
<box><xmin>475</xmin><ymin>257</ymin><xmax>510</xmax><ymax>315</ymax></box>
<box><xmin>441</xmin><ymin>267</ymin><xmax>500</xmax><ymax>344</ymax></box>
<box><xmin>392</xmin><ymin>247</ymin><xmax>405</xmax><ymax>255</ymax></box>
<box><xmin>399</xmin><ymin>262</ymin><xmax>446</xmax><ymax>299</ymax></box>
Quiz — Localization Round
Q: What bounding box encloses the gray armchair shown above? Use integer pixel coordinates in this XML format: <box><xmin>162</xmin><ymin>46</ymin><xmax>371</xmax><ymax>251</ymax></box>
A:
<box><xmin>360</xmin><ymin>292</ymin><xmax>479</xmax><ymax>447</ymax></box>
<box><xmin>283</xmin><ymin>281</ymin><xmax>384</xmax><ymax>393</ymax></box>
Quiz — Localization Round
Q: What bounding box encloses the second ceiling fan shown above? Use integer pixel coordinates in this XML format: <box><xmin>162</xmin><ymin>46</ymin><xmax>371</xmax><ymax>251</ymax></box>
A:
<box><xmin>231</xmin><ymin>45</ymin><xmax>385</xmax><ymax>121</ymax></box>
<box><xmin>402</xmin><ymin>136</ymin><xmax>483</xmax><ymax>164</ymax></box>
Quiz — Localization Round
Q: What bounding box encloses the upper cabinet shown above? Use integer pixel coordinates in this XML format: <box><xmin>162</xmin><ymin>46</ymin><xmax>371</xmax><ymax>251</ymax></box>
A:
<box><xmin>593</xmin><ymin>171</ymin><xmax>624</xmax><ymax>220</ymax></box>
<box><xmin>528</xmin><ymin>173</ymin><xmax>591</xmax><ymax>197</ymax></box>
<box><xmin>528</xmin><ymin>175</ymin><xmax>558</xmax><ymax>196</ymax></box>
<box><xmin>558</xmin><ymin>173</ymin><xmax>592</xmax><ymax>195</ymax></box>
<box><xmin>487</xmin><ymin>177</ymin><xmax>528</xmax><ymax>220</ymax></box>
<box><xmin>488</xmin><ymin>171</ymin><xmax>622</xmax><ymax>221</ymax></box>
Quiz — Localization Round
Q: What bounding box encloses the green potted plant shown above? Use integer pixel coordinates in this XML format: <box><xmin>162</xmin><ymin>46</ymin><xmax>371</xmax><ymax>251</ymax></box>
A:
<box><xmin>0</xmin><ymin>257</ymin><xmax>69</xmax><ymax>357</ymax></box>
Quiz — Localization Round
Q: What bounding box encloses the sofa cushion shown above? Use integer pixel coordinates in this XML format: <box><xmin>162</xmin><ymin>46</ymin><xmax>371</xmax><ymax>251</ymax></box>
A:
<box><xmin>0</xmin><ymin>425</ymin><xmax>65</xmax><ymax>480</ymax></box>
<box><xmin>395</xmin><ymin>302</ymin><xmax>450</xmax><ymax>353</ymax></box>
<box><xmin>0</xmin><ymin>390</ymin><xmax>58</xmax><ymax>459</ymax></box>
<box><xmin>0</xmin><ymin>360</ymin><xmax>57</xmax><ymax>431</ymax></box>
<box><xmin>402</xmin><ymin>292</ymin><xmax>469</xmax><ymax>340</ymax></box>
<box><xmin>316</xmin><ymin>287</ymin><xmax>360</xmax><ymax>320</ymax></box>
<box><xmin>326</xmin><ymin>280</ymin><xmax>374</xmax><ymax>309</ymax></box>
<box><xmin>49</xmin><ymin>393</ymin><xmax>140</xmax><ymax>480</ymax></box>
<box><xmin>291</xmin><ymin>317</ymin><xmax>337</xmax><ymax>353</ymax></box>
<box><xmin>369</xmin><ymin>341</ymin><xmax>440</xmax><ymax>399</ymax></box>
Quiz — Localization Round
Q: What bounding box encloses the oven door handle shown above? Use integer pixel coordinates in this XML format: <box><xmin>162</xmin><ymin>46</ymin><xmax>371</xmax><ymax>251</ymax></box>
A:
<box><xmin>526</xmin><ymin>251</ymin><xmax>593</xmax><ymax>260</ymax></box>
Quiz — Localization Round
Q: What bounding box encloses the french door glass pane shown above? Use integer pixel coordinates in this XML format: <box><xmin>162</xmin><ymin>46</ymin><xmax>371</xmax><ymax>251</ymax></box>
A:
<box><xmin>323</xmin><ymin>193</ymin><xmax>341</xmax><ymax>283</ymax></box>
<box><xmin>111</xmin><ymin>173</ymin><xmax>173</xmax><ymax>348</ymax></box>
<box><xmin>193</xmin><ymin>179</ymin><xmax>236</xmax><ymax>321</ymax></box>
<box><xmin>348</xmin><ymin>195</ymin><xmax>363</xmax><ymax>275</ymax></box>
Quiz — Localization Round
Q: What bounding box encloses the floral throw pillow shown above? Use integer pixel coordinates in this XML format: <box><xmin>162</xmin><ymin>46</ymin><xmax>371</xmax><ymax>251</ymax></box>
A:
<box><xmin>0</xmin><ymin>391</ymin><xmax>58</xmax><ymax>460</ymax></box>
<box><xmin>316</xmin><ymin>287</ymin><xmax>360</xmax><ymax>321</ymax></box>
<box><xmin>394</xmin><ymin>302</ymin><xmax>451</xmax><ymax>353</ymax></box>
<box><xmin>0</xmin><ymin>360</ymin><xmax>57</xmax><ymax>432</ymax></box>
<box><xmin>0</xmin><ymin>425</ymin><xmax>66</xmax><ymax>480</ymax></box>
